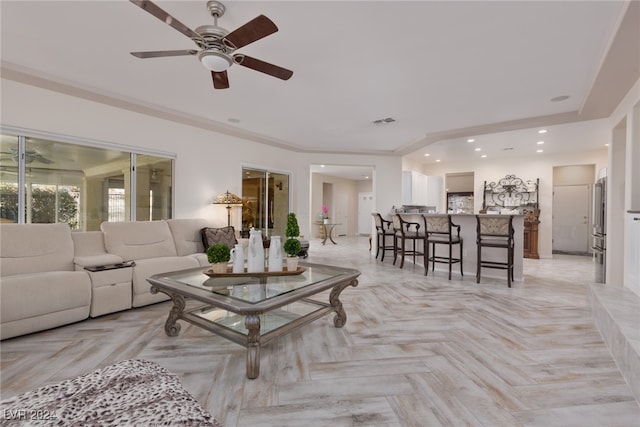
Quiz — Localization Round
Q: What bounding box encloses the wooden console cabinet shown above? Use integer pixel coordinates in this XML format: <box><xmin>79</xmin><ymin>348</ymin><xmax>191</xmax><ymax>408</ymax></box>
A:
<box><xmin>523</xmin><ymin>219</ymin><xmax>540</xmax><ymax>259</ymax></box>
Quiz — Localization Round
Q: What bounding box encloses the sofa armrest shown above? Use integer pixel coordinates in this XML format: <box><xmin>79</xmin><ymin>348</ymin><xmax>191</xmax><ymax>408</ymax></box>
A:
<box><xmin>74</xmin><ymin>254</ymin><xmax>124</xmax><ymax>270</ymax></box>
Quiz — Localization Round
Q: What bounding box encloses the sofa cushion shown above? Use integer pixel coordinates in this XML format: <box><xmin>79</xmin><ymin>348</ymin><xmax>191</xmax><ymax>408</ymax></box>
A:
<box><xmin>200</xmin><ymin>226</ymin><xmax>237</xmax><ymax>251</ymax></box>
<box><xmin>0</xmin><ymin>223</ymin><xmax>75</xmax><ymax>276</ymax></box>
<box><xmin>166</xmin><ymin>218</ymin><xmax>216</xmax><ymax>256</ymax></box>
<box><xmin>101</xmin><ymin>221</ymin><xmax>177</xmax><ymax>261</ymax></box>
<box><xmin>0</xmin><ymin>271</ymin><xmax>91</xmax><ymax>339</ymax></box>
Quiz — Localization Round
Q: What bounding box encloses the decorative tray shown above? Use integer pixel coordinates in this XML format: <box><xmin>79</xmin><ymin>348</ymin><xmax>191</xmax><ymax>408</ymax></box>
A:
<box><xmin>204</xmin><ymin>267</ymin><xmax>306</xmax><ymax>278</ymax></box>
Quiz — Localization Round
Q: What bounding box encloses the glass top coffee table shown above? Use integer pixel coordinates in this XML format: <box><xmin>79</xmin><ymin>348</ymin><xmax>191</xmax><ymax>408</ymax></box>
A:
<box><xmin>147</xmin><ymin>262</ymin><xmax>360</xmax><ymax>379</ymax></box>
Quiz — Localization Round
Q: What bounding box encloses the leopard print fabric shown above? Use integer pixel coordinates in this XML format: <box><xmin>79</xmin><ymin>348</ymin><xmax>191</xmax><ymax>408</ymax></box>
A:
<box><xmin>0</xmin><ymin>359</ymin><xmax>222</xmax><ymax>426</ymax></box>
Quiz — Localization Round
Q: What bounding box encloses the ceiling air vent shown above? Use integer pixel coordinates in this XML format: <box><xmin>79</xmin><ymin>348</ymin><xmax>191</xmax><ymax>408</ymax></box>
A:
<box><xmin>372</xmin><ymin>117</ymin><xmax>396</xmax><ymax>124</ymax></box>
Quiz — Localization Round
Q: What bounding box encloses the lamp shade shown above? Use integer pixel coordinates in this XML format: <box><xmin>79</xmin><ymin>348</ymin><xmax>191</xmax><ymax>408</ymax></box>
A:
<box><xmin>198</xmin><ymin>49</ymin><xmax>232</xmax><ymax>72</ymax></box>
<box><xmin>213</xmin><ymin>190</ymin><xmax>242</xmax><ymax>206</ymax></box>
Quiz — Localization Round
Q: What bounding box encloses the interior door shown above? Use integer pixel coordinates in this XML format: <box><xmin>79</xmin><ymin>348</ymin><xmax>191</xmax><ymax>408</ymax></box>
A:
<box><xmin>335</xmin><ymin>190</ymin><xmax>348</xmax><ymax>236</ymax></box>
<box><xmin>358</xmin><ymin>192</ymin><xmax>373</xmax><ymax>235</ymax></box>
<box><xmin>553</xmin><ymin>184</ymin><xmax>591</xmax><ymax>254</ymax></box>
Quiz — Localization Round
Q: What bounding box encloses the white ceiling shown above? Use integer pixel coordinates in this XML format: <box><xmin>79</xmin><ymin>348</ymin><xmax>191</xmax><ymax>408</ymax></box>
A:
<box><xmin>1</xmin><ymin>1</ymin><xmax>638</xmax><ymax>168</ymax></box>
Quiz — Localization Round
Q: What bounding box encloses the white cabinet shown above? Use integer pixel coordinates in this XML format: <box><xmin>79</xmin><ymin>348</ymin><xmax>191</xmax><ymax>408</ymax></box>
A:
<box><xmin>402</xmin><ymin>171</ymin><xmax>443</xmax><ymax>212</ymax></box>
<box><xmin>626</xmin><ymin>212</ymin><xmax>640</xmax><ymax>297</ymax></box>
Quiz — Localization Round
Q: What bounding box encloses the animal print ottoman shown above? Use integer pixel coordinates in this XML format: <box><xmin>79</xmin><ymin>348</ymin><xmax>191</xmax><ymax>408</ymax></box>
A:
<box><xmin>0</xmin><ymin>359</ymin><xmax>222</xmax><ymax>426</ymax></box>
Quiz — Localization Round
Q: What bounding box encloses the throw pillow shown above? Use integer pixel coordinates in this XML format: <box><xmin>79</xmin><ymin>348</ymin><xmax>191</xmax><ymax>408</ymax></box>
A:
<box><xmin>200</xmin><ymin>226</ymin><xmax>238</xmax><ymax>251</ymax></box>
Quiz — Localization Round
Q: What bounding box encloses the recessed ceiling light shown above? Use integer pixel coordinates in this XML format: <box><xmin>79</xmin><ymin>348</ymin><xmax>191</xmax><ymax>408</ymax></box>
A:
<box><xmin>481</xmin><ymin>154</ymin><xmax>487</xmax><ymax>158</ymax></box>
<box><xmin>436</xmin><ymin>159</ymin><xmax>441</xmax><ymax>162</ymax></box>
<box><xmin>538</xmin><ymin>129</ymin><xmax>547</xmax><ymax>134</ymax></box>
<box><xmin>550</xmin><ymin>95</ymin><xmax>570</xmax><ymax>102</ymax></box>
<box><xmin>424</xmin><ymin>153</ymin><xmax>430</xmax><ymax>157</ymax></box>
<box><xmin>537</xmin><ymin>141</ymin><xmax>545</xmax><ymax>145</ymax></box>
<box><xmin>536</xmin><ymin>149</ymin><xmax>544</xmax><ymax>153</ymax></box>
<box><xmin>467</xmin><ymin>138</ymin><xmax>475</xmax><ymax>143</ymax></box>
<box><xmin>320</xmin><ymin>164</ymin><xmax>325</xmax><ymax>168</ymax></box>
<box><xmin>605</xmin><ymin>143</ymin><xmax>609</xmax><ymax>147</ymax></box>
<box><xmin>474</xmin><ymin>148</ymin><xmax>481</xmax><ymax>152</ymax></box>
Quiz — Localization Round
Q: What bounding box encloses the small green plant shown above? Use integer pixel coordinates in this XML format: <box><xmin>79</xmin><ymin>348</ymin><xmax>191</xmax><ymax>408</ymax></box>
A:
<box><xmin>285</xmin><ymin>212</ymin><xmax>300</xmax><ymax>238</ymax></box>
<box><xmin>283</xmin><ymin>238</ymin><xmax>302</xmax><ymax>257</ymax></box>
<box><xmin>206</xmin><ymin>243</ymin><xmax>231</xmax><ymax>264</ymax></box>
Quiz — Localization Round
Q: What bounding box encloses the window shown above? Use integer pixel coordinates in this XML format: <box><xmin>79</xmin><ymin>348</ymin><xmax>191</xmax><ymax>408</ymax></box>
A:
<box><xmin>0</xmin><ymin>130</ymin><xmax>174</xmax><ymax>230</ymax></box>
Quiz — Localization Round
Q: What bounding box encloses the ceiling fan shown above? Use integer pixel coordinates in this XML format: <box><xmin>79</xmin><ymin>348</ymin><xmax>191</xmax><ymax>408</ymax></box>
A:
<box><xmin>0</xmin><ymin>148</ymin><xmax>54</xmax><ymax>165</ymax></box>
<box><xmin>129</xmin><ymin>0</ymin><xmax>293</xmax><ymax>89</ymax></box>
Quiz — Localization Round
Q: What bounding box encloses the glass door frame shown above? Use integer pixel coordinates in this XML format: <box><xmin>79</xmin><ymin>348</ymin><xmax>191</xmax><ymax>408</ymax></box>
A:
<box><xmin>241</xmin><ymin>164</ymin><xmax>292</xmax><ymax>239</ymax></box>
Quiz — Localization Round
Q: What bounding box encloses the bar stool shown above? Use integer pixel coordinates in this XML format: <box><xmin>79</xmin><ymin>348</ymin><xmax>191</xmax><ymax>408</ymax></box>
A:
<box><xmin>371</xmin><ymin>213</ymin><xmax>395</xmax><ymax>261</ymax></box>
<box><xmin>476</xmin><ymin>215</ymin><xmax>515</xmax><ymax>287</ymax></box>
<box><xmin>392</xmin><ymin>214</ymin><xmax>427</xmax><ymax>273</ymax></box>
<box><xmin>423</xmin><ymin>214</ymin><xmax>463</xmax><ymax>280</ymax></box>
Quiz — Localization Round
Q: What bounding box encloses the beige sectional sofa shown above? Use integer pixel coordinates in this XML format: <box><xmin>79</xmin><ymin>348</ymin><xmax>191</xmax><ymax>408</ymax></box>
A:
<box><xmin>0</xmin><ymin>218</ymin><xmax>237</xmax><ymax>340</ymax></box>
<box><xmin>0</xmin><ymin>223</ymin><xmax>92</xmax><ymax>340</ymax></box>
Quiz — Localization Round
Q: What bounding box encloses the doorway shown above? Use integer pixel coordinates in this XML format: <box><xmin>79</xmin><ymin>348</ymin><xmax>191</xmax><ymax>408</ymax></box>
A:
<box><xmin>358</xmin><ymin>192</ymin><xmax>373</xmax><ymax>235</ymax></box>
<box><xmin>241</xmin><ymin>167</ymin><xmax>290</xmax><ymax>238</ymax></box>
<box><xmin>309</xmin><ymin>165</ymin><xmax>374</xmax><ymax>239</ymax></box>
<box><xmin>553</xmin><ymin>185</ymin><xmax>591</xmax><ymax>254</ymax></box>
<box><xmin>552</xmin><ymin>165</ymin><xmax>595</xmax><ymax>255</ymax></box>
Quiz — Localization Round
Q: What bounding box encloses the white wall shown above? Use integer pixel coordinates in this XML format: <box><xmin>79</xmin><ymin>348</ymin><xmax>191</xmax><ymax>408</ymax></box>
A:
<box><xmin>1</xmin><ymin>78</ymin><xmax>403</xmax><ymax>240</ymax></box>
<box><xmin>607</xmin><ymin>77</ymin><xmax>640</xmax><ymax>293</ymax></box>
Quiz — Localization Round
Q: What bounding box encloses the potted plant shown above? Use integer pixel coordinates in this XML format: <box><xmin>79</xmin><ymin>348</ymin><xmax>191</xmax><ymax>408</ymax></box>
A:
<box><xmin>207</xmin><ymin>243</ymin><xmax>231</xmax><ymax>274</ymax></box>
<box><xmin>284</xmin><ymin>212</ymin><xmax>301</xmax><ymax>271</ymax></box>
<box><xmin>321</xmin><ymin>205</ymin><xmax>329</xmax><ymax>224</ymax></box>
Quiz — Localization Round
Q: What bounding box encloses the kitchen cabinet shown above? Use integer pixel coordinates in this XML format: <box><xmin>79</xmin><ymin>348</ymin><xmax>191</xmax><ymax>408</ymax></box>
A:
<box><xmin>402</xmin><ymin>171</ymin><xmax>443</xmax><ymax>212</ymax></box>
<box><xmin>523</xmin><ymin>219</ymin><xmax>540</xmax><ymax>259</ymax></box>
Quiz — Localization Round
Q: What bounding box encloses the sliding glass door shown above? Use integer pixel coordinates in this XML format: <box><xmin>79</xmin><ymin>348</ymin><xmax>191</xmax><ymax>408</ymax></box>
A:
<box><xmin>0</xmin><ymin>131</ymin><xmax>173</xmax><ymax>230</ymax></box>
<box><xmin>241</xmin><ymin>168</ymin><xmax>289</xmax><ymax>238</ymax></box>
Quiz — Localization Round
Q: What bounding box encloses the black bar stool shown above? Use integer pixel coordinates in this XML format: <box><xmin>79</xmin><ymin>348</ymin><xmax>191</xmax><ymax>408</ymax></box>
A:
<box><xmin>423</xmin><ymin>214</ymin><xmax>463</xmax><ymax>280</ymax></box>
<box><xmin>476</xmin><ymin>215</ymin><xmax>515</xmax><ymax>287</ymax></box>
<box><xmin>371</xmin><ymin>213</ymin><xmax>395</xmax><ymax>261</ymax></box>
<box><xmin>392</xmin><ymin>214</ymin><xmax>427</xmax><ymax>273</ymax></box>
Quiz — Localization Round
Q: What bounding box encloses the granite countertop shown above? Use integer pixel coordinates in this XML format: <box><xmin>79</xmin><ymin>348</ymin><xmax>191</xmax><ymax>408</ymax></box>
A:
<box><xmin>400</xmin><ymin>212</ymin><xmax>526</xmax><ymax>217</ymax></box>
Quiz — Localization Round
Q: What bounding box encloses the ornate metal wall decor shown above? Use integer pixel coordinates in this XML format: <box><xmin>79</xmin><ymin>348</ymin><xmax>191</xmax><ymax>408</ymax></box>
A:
<box><xmin>483</xmin><ymin>174</ymin><xmax>539</xmax><ymax>213</ymax></box>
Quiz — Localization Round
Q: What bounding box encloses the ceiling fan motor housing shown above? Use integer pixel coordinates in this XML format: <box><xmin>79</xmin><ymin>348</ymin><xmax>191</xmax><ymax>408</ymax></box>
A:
<box><xmin>194</xmin><ymin>24</ymin><xmax>233</xmax><ymax>71</ymax></box>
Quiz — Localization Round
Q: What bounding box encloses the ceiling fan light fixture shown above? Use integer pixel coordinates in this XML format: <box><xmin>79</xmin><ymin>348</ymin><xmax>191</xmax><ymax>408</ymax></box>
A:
<box><xmin>198</xmin><ymin>49</ymin><xmax>232</xmax><ymax>72</ymax></box>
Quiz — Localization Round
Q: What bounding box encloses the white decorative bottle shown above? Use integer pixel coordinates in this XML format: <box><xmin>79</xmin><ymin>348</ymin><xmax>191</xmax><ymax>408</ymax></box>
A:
<box><xmin>231</xmin><ymin>243</ymin><xmax>245</xmax><ymax>273</ymax></box>
<box><xmin>268</xmin><ymin>236</ymin><xmax>283</xmax><ymax>272</ymax></box>
<box><xmin>247</xmin><ymin>229</ymin><xmax>265</xmax><ymax>273</ymax></box>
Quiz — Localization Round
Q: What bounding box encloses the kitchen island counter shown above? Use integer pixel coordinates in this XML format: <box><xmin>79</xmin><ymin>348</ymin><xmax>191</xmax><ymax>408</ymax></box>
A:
<box><xmin>389</xmin><ymin>213</ymin><xmax>525</xmax><ymax>282</ymax></box>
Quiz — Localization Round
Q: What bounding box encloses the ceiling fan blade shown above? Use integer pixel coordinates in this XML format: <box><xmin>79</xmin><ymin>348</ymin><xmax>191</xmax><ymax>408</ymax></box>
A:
<box><xmin>223</xmin><ymin>15</ymin><xmax>278</xmax><ymax>50</ymax></box>
<box><xmin>131</xmin><ymin>49</ymin><xmax>198</xmax><ymax>58</ymax></box>
<box><xmin>212</xmin><ymin>71</ymin><xmax>229</xmax><ymax>89</ymax></box>
<box><xmin>130</xmin><ymin>0</ymin><xmax>201</xmax><ymax>41</ymax></box>
<box><xmin>233</xmin><ymin>55</ymin><xmax>293</xmax><ymax>81</ymax></box>
<box><xmin>34</xmin><ymin>155</ymin><xmax>54</xmax><ymax>165</ymax></box>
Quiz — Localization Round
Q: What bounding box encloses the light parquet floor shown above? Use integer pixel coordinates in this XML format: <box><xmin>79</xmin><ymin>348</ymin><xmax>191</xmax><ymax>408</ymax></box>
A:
<box><xmin>1</xmin><ymin>236</ymin><xmax>639</xmax><ymax>426</ymax></box>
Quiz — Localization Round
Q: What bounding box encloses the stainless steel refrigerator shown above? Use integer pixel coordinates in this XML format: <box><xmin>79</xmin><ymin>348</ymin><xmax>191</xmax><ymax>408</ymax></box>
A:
<box><xmin>593</xmin><ymin>177</ymin><xmax>606</xmax><ymax>283</ymax></box>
